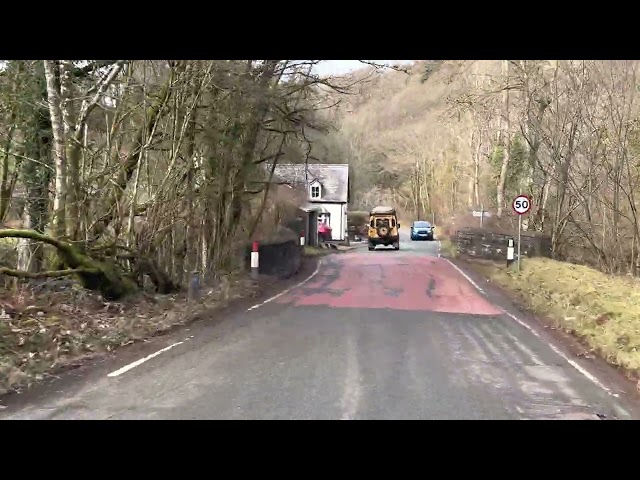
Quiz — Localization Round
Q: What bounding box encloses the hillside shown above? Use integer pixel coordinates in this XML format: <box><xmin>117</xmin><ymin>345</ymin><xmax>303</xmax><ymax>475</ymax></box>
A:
<box><xmin>310</xmin><ymin>60</ymin><xmax>494</xmax><ymax>218</ymax></box>
<box><xmin>4</xmin><ymin>59</ymin><xmax>633</xmax><ymax>277</ymax></box>
<box><xmin>311</xmin><ymin>60</ymin><xmax>640</xmax><ymax>275</ymax></box>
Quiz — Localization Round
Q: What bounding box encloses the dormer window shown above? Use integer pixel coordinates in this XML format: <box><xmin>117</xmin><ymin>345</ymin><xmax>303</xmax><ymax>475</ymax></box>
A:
<box><xmin>310</xmin><ymin>180</ymin><xmax>322</xmax><ymax>199</ymax></box>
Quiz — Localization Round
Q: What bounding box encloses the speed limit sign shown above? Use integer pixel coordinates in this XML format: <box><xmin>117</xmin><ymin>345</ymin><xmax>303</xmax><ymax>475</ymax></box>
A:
<box><xmin>512</xmin><ymin>195</ymin><xmax>531</xmax><ymax>215</ymax></box>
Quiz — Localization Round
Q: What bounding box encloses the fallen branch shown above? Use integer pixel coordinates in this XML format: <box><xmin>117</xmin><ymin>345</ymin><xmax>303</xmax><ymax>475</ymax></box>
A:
<box><xmin>116</xmin><ymin>253</ymin><xmax>180</xmax><ymax>294</ymax></box>
<box><xmin>86</xmin><ymin>242</ymin><xmax>180</xmax><ymax>293</ymax></box>
<box><xmin>0</xmin><ymin>229</ymin><xmax>137</xmax><ymax>300</ymax></box>
<box><xmin>0</xmin><ymin>267</ymin><xmax>99</xmax><ymax>278</ymax></box>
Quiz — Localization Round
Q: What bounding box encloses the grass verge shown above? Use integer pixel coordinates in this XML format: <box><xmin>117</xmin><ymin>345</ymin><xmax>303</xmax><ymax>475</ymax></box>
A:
<box><xmin>467</xmin><ymin>257</ymin><xmax>640</xmax><ymax>379</ymax></box>
<box><xmin>438</xmin><ymin>238</ymin><xmax>458</xmax><ymax>258</ymax></box>
<box><xmin>303</xmin><ymin>246</ymin><xmax>332</xmax><ymax>257</ymax></box>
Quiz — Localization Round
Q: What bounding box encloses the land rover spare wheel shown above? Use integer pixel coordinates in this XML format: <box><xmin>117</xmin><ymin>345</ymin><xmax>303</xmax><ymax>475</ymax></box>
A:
<box><xmin>377</xmin><ymin>226</ymin><xmax>389</xmax><ymax>237</ymax></box>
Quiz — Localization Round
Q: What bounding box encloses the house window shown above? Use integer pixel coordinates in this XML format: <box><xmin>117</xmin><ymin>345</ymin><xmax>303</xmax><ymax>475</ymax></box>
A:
<box><xmin>310</xmin><ymin>185</ymin><xmax>321</xmax><ymax>198</ymax></box>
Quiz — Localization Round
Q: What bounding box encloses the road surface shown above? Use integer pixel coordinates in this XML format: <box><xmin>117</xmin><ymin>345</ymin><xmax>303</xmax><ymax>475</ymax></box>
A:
<box><xmin>1</xmin><ymin>230</ymin><xmax>638</xmax><ymax>419</ymax></box>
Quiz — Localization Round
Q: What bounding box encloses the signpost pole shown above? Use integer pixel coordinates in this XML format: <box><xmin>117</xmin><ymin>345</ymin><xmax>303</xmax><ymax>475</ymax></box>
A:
<box><xmin>480</xmin><ymin>204</ymin><xmax>484</xmax><ymax>228</ymax></box>
<box><xmin>512</xmin><ymin>194</ymin><xmax>531</xmax><ymax>274</ymax></box>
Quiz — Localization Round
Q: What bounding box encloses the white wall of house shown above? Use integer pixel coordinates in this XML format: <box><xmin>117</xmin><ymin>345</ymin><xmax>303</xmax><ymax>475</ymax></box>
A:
<box><xmin>315</xmin><ymin>202</ymin><xmax>346</xmax><ymax>240</ymax></box>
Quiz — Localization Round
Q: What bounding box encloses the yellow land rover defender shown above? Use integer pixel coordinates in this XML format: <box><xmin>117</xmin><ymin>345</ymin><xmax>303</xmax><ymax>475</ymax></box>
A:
<box><xmin>368</xmin><ymin>206</ymin><xmax>400</xmax><ymax>251</ymax></box>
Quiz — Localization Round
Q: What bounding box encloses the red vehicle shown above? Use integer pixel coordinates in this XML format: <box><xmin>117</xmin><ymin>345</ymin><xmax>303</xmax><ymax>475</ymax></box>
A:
<box><xmin>318</xmin><ymin>222</ymin><xmax>332</xmax><ymax>242</ymax></box>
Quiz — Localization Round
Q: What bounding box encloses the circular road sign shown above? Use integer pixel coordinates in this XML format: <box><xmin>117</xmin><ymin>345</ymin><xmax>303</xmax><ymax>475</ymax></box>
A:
<box><xmin>512</xmin><ymin>195</ymin><xmax>531</xmax><ymax>215</ymax></box>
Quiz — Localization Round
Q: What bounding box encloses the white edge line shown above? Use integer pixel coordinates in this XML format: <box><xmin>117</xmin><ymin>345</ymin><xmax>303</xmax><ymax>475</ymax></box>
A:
<box><xmin>444</xmin><ymin>258</ymin><xmax>618</xmax><ymax>398</ymax></box>
<box><xmin>246</xmin><ymin>259</ymin><xmax>323</xmax><ymax>312</ymax></box>
<box><xmin>107</xmin><ymin>341</ymin><xmax>184</xmax><ymax>378</ymax></box>
<box><xmin>500</xmin><ymin>309</ymin><xmax>617</xmax><ymax>397</ymax></box>
<box><xmin>445</xmin><ymin>257</ymin><xmax>486</xmax><ymax>295</ymax></box>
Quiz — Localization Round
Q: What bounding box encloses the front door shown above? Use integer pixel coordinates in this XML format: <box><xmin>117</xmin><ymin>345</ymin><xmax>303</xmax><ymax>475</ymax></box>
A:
<box><xmin>318</xmin><ymin>213</ymin><xmax>331</xmax><ymax>242</ymax></box>
<box><xmin>318</xmin><ymin>213</ymin><xmax>330</xmax><ymax>225</ymax></box>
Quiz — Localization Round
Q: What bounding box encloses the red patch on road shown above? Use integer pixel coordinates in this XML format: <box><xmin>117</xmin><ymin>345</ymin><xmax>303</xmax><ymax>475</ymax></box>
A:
<box><xmin>277</xmin><ymin>253</ymin><xmax>502</xmax><ymax>315</ymax></box>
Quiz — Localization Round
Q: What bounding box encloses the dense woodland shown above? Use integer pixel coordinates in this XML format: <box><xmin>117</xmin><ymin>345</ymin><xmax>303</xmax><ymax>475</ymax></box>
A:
<box><xmin>2</xmin><ymin>60</ymin><xmax>640</xmax><ymax>301</ymax></box>
<box><xmin>0</xmin><ymin>60</ymin><xmax>339</xmax><ymax>299</ymax></box>
<box><xmin>312</xmin><ymin>60</ymin><xmax>640</xmax><ymax>275</ymax></box>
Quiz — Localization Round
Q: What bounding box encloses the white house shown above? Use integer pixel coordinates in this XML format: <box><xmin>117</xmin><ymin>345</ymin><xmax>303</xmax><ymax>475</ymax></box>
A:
<box><xmin>269</xmin><ymin>163</ymin><xmax>350</xmax><ymax>241</ymax></box>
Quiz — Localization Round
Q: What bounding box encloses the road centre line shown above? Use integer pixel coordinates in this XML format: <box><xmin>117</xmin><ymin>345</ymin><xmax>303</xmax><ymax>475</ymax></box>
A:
<box><xmin>106</xmin><ymin>261</ymin><xmax>323</xmax><ymax>378</ymax></box>
<box><xmin>107</xmin><ymin>341</ymin><xmax>184</xmax><ymax>378</ymax></box>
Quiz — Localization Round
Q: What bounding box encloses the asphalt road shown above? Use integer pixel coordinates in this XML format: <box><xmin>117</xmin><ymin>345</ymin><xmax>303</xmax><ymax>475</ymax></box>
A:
<box><xmin>1</xmin><ymin>230</ymin><xmax>639</xmax><ymax>419</ymax></box>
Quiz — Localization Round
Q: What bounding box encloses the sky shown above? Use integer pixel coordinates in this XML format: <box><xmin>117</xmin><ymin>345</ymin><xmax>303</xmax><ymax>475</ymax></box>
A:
<box><xmin>0</xmin><ymin>60</ymin><xmax>414</xmax><ymax>77</ymax></box>
<box><xmin>313</xmin><ymin>60</ymin><xmax>413</xmax><ymax>77</ymax></box>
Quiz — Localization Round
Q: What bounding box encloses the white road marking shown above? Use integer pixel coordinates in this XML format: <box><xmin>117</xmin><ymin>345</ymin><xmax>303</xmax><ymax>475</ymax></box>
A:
<box><xmin>444</xmin><ymin>258</ymin><xmax>618</xmax><ymax>398</ymax></box>
<box><xmin>107</xmin><ymin>341</ymin><xmax>184</xmax><ymax>378</ymax></box>
<box><xmin>500</xmin><ymin>309</ymin><xmax>618</xmax><ymax>397</ymax></box>
<box><xmin>246</xmin><ymin>260</ymin><xmax>322</xmax><ymax>312</ymax></box>
<box><xmin>444</xmin><ymin>258</ymin><xmax>486</xmax><ymax>295</ymax></box>
<box><xmin>104</xmin><ymin>262</ymin><xmax>323</xmax><ymax>379</ymax></box>
<box><xmin>341</xmin><ymin>333</ymin><xmax>361</xmax><ymax>420</ymax></box>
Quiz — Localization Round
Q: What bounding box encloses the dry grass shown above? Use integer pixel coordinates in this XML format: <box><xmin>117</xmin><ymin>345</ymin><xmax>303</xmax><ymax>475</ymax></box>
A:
<box><xmin>439</xmin><ymin>239</ymin><xmax>458</xmax><ymax>258</ymax></box>
<box><xmin>472</xmin><ymin>257</ymin><xmax>640</xmax><ymax>376</ymax></box>
<box><xmin>431</xmin><ymin>221</ymin><xmax>458</xmax><ymax>258</ymax></box>
<box><xmin>303</xmin><ymin>246</ymin><xmax>331</xmax><ymax>257</ymax></box>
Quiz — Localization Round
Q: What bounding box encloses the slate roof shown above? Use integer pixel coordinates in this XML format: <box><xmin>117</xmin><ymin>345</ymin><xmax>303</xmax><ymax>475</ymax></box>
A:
<box><xmin>269</xmin><ymin>163</ymin><xmax>349</xmax><ymax>203</ymax></box>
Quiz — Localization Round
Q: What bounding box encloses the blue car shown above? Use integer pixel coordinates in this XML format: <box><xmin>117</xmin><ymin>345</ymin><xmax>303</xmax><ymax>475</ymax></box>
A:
<box><xmin>410</xmin><ymin>221</ymin><xmax>434</xmax><ymax>241</ymax></box>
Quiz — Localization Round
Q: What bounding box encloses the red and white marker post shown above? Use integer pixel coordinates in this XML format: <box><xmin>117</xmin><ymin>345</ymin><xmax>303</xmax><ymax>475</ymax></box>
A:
<box><xmin>300</xmin><ymin>230</ymin><xmax>305</xmax><ymax>247</ymax></box>
<box><xmin>251</xmin><ymin>241</ymin><xmax>259</xmax><ymax>279</ymax></box>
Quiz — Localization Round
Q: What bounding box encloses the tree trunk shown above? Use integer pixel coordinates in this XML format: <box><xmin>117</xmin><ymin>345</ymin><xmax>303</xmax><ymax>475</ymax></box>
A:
<box><xmin>0</xmin><ymin>62</ymin><xmax>24</xmax><ymax>223</ymax></box>
<box><xmin>22</xmin><ymin>108</ymin><xmax>53</xmax><ymax>271</ymax></box>
<box><xmin>8</xmin><ymin>62</ymin><xmax>53</xmax><ymax>272</ymax></box>
<box><xmin>496</xmin><ymin>60</ymin><xmax>511</xmax><ymax>218</ymax></box>
<box><xmin>58</xmin><ymin>60</ymin><xmax>81</xmax><ymax>240</ymax></box>
<box><xmin>43</xmin><ymin>60</ymin><xmax>67</xmax><ymax>238</ymax></box>
<box><xmin>474</xmin><ymin>127</ymin><xmax>481</xmax><ymax>207</ymax></box>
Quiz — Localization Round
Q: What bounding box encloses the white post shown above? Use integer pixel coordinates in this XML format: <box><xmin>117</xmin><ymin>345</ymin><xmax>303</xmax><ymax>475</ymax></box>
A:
<box><xmin>517</xmin><ymin>214</ymin><xmax>522</xmax><ymax>273</ymax></box>
<box><xmin>507</xmin><ymin>238</ymin><xmax>515</xmax><ymax>267</ymax></box>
